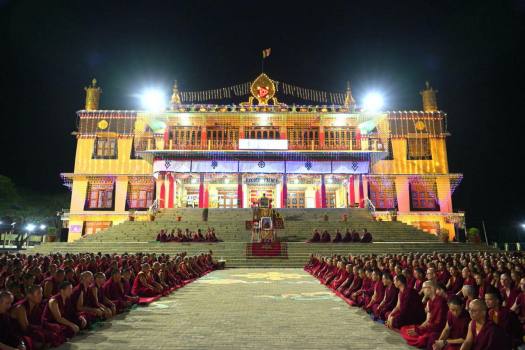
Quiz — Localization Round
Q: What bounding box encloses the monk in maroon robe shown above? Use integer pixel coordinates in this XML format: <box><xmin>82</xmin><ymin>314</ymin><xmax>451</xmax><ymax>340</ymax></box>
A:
<box><xmin>500</xmin><ymin>273</ymin><xmax>520</xmax><ymax>308</ymax></box>
<box><xmin>386</xmin><ymin>274</ymin><xmax>426</xmax><ymax>329</ymax></box>
<box><xmin>343</xmin><ymin>268</ymin><xmax>364</xmax><ymax>298</ymax></box>
<box><xmin>460</xmin><ymin>299</ymin><xmax>511</xmax><ymax>350</ymax></box>
<box><xmin>308</xmin><ymin>230</ymin><xmax>321</xmax><ymax>243</ymax></box>
<box><xmin>474</xmin><ymin>272</ymin><xmax>490</xmax><ymax>300</ymax></box>
<box><xmin>332</xmin><ymin>230</ymin><xmax>343</xmax><ymax>243</ymax></box>
<box><xmin>352</xmin><ymin>269</ymin><xmax>373</xmax><ymax>306</ymax></box>
<box><xmin>103</xmin><ymin>269</ymin><xmax>132</xmax><ymax>312</ymax></box>
<box><xmin>447</xmin><ymin>267</ymin><xmax>464</xmax><ymax>296</ymax></box>
<box><xmin>372</xmin><ymin>272</ymin><xmax>398</xmax><ymax>321</ymax></box>
<box><xmin>42</xmin><ymin>281</ymin><xmax>87</xmax><ymax>340</ymax></box>
<box><xmin>131</xmin><ymin>263</ymin><xmax>163</xmax><ymax>297</ymax></box>
<box><xmin>342</xmin><ymin>229</ymin><xmax>352</xmax><ymax>242</ymax></box>
<box><xmin>484</xmin><ymin>288</ymin><xmax>522</xmax><ymax>347</ymax></box>
<box><xmin>320</xmin><ymin>230</ymin><xmax>331</xmax><ymax>243</ymax></box>
<box><xmin>0</xmin><ymin>291</ymin><xmax>27</xmax><ymax>350</ymax></box>
<box><xmin>331</xmin><ymin>264</ymin><xmax>350</xmax><ymax>290</ymax></box>
<box><xmin>401</xmin><ymin>280</ymin><xmax>448</xmax><ymax>348</ymax></box>
<box><xmin>86</xmin><ymin>273</ymin><xmax>116</xmax><ymax>319</ymax></box>
<box><xmin>364</xmin><ymin>269</ymin><xmax>385</xmax><ymax>313</ymax></box>
<box><xmin>433</xmin><ymin>296</ymin><xmax>470</xmax><ymax>350</ymax></box>
<box><xmin>42</xmin><ymin>269</ymin><xmax>65</xmax><ymax>300</ymax></box>
<box><xmin>11</xmin><ymin>285</ymin><xmax>65</xmax><ymax>348</ymax></box>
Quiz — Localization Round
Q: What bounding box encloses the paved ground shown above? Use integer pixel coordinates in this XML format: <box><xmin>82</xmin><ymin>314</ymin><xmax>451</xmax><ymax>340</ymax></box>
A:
<box><xmin>58</xmin><ymin>268</ymin><xmax>412</xmax><ymax>350</ymax></box>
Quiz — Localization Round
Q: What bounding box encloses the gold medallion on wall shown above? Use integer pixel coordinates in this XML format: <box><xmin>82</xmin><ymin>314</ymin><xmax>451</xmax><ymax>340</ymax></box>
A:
<box><xmin>97</xmin><ymin>119</ymin><xmax>109</xmax><ymax>130</ymax></box>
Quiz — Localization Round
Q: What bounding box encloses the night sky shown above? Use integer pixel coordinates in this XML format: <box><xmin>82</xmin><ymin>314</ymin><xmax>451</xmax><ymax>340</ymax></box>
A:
<box><xmin>1</xmin><ymin>0</ymin><xmax>524</xmax><ymax>241</ymax></box>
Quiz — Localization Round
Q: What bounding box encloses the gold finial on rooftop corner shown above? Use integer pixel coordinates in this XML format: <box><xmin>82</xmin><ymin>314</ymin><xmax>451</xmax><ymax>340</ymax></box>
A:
<box><xmin>344</xmin><ymin>81</ymin><xmax>356</xmax><ymax>109</ymax></box>
<box><xmin>170</xmin><ymin>80</ymin><xmax>182</xmax><ymax>108</ymax></box>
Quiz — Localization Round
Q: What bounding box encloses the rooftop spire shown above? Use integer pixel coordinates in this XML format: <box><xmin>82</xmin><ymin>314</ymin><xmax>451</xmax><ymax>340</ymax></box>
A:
<box><xmin>344</xmin><ymin>81</ymin><xmax>356</xmax><ymax>110</ymax></box>
<box><xmin>170</xmin><ymin>80</ymin><xmax>182</xmax><ymax>109</ymax></box>
<box><xmin>420</xmin><ymin>81</ymin><xmax>438</xmax><ymax>112</ymax></box>
<box><xmin>84</xmin><ymin>78</ymin><xmax>102</xmax><ymax>111</ymax></box>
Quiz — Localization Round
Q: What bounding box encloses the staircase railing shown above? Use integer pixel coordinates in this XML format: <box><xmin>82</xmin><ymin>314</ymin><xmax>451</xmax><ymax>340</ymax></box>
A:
<box><xmin>149</xmin><ymin>199</ymin><xmax>159</xmax><ymax>216</ymax></box>
<box><xmin>364</xmin><ymin>198</ymin><xmax>376</xmax><ymax>215</ymax></box>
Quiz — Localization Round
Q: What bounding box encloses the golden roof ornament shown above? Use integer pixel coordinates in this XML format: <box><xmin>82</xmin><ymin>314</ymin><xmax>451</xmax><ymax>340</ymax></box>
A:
<box><xmin>84</xmin><ymin>78</ymin><xmax>102</xmax><ymax>111</ymax></box>
<box><xmin>420</xmin><ymin>81</ymin><xmax>438</xmax><ymax>112</ymax></box>
<box><xmin>243</xmin><ymin>73</ymin><xmax>279</xmax><ymax>105</ymax></box>
<box><xmin>170</xmin><ymin>80</ymin><xmax>182</xmax><ymax>109</ymax></box>
<box><xmin>344</xmin><ymin>81</ymin><xmax>356</xmax><ymax>109</ymax></box>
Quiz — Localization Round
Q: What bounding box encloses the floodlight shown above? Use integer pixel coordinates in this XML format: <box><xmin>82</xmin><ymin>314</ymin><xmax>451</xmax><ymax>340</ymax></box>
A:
<box><xmin>363</xmin><ymin>92</ymin><xmax>384</xmax><ymax>112</ymax></box>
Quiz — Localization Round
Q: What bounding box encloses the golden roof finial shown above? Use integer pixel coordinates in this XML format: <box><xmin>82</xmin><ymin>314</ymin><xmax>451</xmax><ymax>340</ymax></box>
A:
<box><xmin>420</xmin><ymin>81</ymin><xmax>438</xmax><ymax>112</ymax></box>
<box><xmin>84</xmin><ymin>78</ymin><xmax>102</xmax><ymax>111</ymax></box>
<box><xmin>170</xmin><ymin>80</ymin><xmax>182</xmax><ymax>109</ymax></box>
<box><xmin>344</xmin><ymin>81</ymin><xmax>356</xmax><ymax>109</ymax></box>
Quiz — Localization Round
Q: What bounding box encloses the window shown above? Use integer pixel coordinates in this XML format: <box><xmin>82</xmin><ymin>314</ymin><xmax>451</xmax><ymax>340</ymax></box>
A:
<box><xmin>368</xmin><ymin>179</ymin><xmax>396</xmax><ymax>210</ymax></box>
<box><xmin>409</xmin><ymin>180</ymin><xmax>439</xmax><ymax>210</ymax></box>
<box><xmin>86</xmin><ymin>182</ymin><xmax>114</xmax><ymax>210</ymax></box>
<box><xmin>127</xmin><ymin>180</ymin><xmax>155</xmax><ymax>209</ymax></box>
<box><xmin>407</xmin><ymin>137</ymin><xmax>432</xmax><ymax>160</ymax></box>
<box><xmin>93</xmin><ymin>138</ymin><xmax>117</xmax><ymax>159</ymax></box>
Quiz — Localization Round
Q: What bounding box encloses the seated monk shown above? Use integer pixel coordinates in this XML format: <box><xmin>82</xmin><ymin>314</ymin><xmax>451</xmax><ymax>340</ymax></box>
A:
<box><xmin>336</xmin><ymin>265</ymin><xmax>356</xmax><ymax>293</ymax></box>
<box><xmin>343</xmin><ymin>267</ymin><xmax>364</xmax><ymax>298</ymax></box>
<box><xmin>361</xmin><ymin>229</ymin><xmax>373</xmax><ymax>243</ymax></box>
<box><xmin>121</xmin><ymin>269</ymin><xmax>139</xmax><ymax>304</ymax></box>
<box><xmin>332</xmin><ymin>229</ymin><xmax>343</xmax><ymax>243</ymax></box>
<box><xmin>342</xmin><ymin>229</ymin><xmax>352</xmax><ymax>242</ymax></box>
<box><xmin>71</xmin><ymin>271</ymin><xmax>106</xmax><ymax>323</ymax></box>
<box><xmin>484</xmin><ymin>288</ymin><xmax>521</xmax><ymax>347</ymax></box>
<box><xmin>400</xmin><ymin>280</ymin><xmax>448</xmax><ymax>349</ymax></box>
<box><xmin>209</xmin><ymin>228</ymin><xmax>220</xmax><ymax>242</ymax></box>
<box><xmin>351</xmin><ymin>229</ymin><xmax>361</xmax><ymax>242</ymax></box>
<box><xmin>11</xmin><ymin>285</ymin><xmax>65</xmax><ymax>348</ymax></box>
<box><xmin>372</xmin><ymin>272</ymin><xmax>398</xmax><ymax>321</ymax></box>
<box><xmin>460</xmin><ymin>299</ymin><xmax>511</xmax><ymax>350</ymax></box>
<box><xmin>103</xmin><ymin>269</ymin><xmax>132</xmax><ymax>312</ymax></box>
<box><xmin>500</xmin><ymin>273</ymin><xmax>520</xmax><ymax>309</ymax></box>
<box><xmin>86</xmin><ymin>273</ymin><xmax>116</xmax><ymax>319</ymax></box>
<box><xmin>0</xmin><ymin>291</ymin><xmax>27</xmax><ymax>350</ymax></box>
<box><xmin>331</xmin><ymin>264</ymin><xmax>351</xmax><ymax>290</ymax></box>
<box><xmin>43</xmin><ymin>269</ymin><xmax>66</xmax><ymax>300</ymax></box>
<box><xmin>42</xmin><ymin>281</ymin><xmax>88</xmax><ymax>340</ymax></box>
<box><xmin>320</xmin><ymin>230</ymin><xmax>331</xmax><ymax>243</ymax></box>
<box><xmin>131</xmin><ymin>263</ymin><xmax>163</xmax><ymax>297</ymax></box>
<box><xmin>364</xmin><ymin>269</ymin><xmax>385</xmax><ymax>313</ymax></box>
<box><xmin>386</xmin><ymin>274</ymin><xmax>426</xmax><ymax>329</ymax></box>
<box><xmin>308</xmin><ymin>229</ymin><xmax>321</xmax><ymax>243</ymax></box>
<box><xmin>432</xmin><ymin>296</ymin><xmax>470</xmax><ymax>350</ymax></box>
<box><xmin>351</xmin><ymin>269</ymin><xmax>373</xmax><ymax>307</ymax></box>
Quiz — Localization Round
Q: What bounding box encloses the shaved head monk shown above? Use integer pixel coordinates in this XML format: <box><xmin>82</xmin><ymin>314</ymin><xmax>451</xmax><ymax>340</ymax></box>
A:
<box><xmin>0</xmin><ymin>290</ymin><xmax>27</xmax><ymax>350</ymax></box>
<box><xmin>11</xmin><ymin>284</ymin><xmax>65</xmax><ymax>348</ymax></box>
<box><xmin>433</xmin><ymin>296</ymin><xmax>470</xmax><ymax>350</ymax></box>
<box><xmin>131</xmin><ymin>263</ymin><xmax>163</xmax><ymax>297</ymax></box>
<box><xmin>460</xmin><ymin>299</ymin><xmax>511</xmax><ymax>350</ymax></box>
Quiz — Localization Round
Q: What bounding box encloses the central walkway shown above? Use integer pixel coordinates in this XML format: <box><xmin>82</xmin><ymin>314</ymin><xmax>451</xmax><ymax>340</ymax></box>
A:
<box><xmin>58</xmin><ymin>268</ymin><xmax>412</xmax><ymax>350</ymax></box>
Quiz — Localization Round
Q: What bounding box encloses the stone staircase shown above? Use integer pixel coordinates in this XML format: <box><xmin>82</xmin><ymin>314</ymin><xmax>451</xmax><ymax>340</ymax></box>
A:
<box><xmin>32</xmin><ymin>208</ymin><xmax>498</xmax><ymax>267</ymax></box>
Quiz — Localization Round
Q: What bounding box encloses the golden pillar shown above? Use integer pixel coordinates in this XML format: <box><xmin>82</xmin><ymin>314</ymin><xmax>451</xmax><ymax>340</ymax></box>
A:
<box><xmin>84</xmin><ymin>78</ymin><xmax>102</xmax><ymax>110</ymax></box>
<box><xmin>420</xmin><ymin>81</ymin><xmax>438</xmax><ymax>112</ymax></box>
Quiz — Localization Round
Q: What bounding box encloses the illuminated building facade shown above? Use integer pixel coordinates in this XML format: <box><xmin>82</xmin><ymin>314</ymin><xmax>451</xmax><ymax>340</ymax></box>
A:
<box><xmin>62</xmin><ymin>75</ymin><xmax>463</xmax><ymax>241</ymax></box>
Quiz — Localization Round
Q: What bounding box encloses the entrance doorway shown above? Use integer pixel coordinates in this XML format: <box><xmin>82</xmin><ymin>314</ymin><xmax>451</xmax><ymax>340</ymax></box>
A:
<box><xmin>326</xmin><ymin>191</ymin><xmax>337</xmax><ymax>208</ymax></box>
<box><xmin>248</xmin><ymin>187</ymin><xmax>275</xmax><ymax>207</ymax></box>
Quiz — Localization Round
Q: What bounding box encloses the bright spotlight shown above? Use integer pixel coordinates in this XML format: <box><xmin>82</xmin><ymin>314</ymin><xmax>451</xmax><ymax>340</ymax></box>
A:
<box><xmin>26</xmin><ymin>224</ymin><xmax>36</xmax><ymax>232</ymax></box>
<box><xmin>521</xmin><ymin>223</ymin><xmax>525</xmax><ymax>230</ymax></box>
<box><xmin>39</xmin><ymin>224</ymin><xmax>47</xmax><ymax>230</ymax></box>
<box><xmin>363</xmin><ymin>92</ymin><xmax>384</xmax><ymax>112</ymax></box>
<box><xmin>141</xmin><ymin>89</ymin><xmax>166</xmax><ymax>112</ymax></box>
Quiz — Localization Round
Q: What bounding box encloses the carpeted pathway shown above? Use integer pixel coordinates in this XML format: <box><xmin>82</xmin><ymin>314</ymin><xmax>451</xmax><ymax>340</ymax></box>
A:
<box><xmin>57</xmin><ymin>268</ymin><xmax>412</xmax><ymax>350</ymax></box>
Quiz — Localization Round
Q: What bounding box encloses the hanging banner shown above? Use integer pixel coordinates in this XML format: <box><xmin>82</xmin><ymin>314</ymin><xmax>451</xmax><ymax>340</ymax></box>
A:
<box><xmin>239</xmin><ymin>161</ymin><xmax>285</xmax><ymax>173</ymax></box>
<box><xmin>286</xmin><ymin>161</ymin><xmax>332</xmax><ymax>174</ymax></box>
<box><xmin>331</xmin><ymin>161</ymin><xmax>369</xmax><ymax>174</ymax></box>
<box><xmin>191</xmin><ymin>160</ymin><xmax>238</xmax><ymax>173</ymax></box>
<box><xmin>153</xmin><ymin>160</ymin><xmax>191</xmax><ymax>173</ymax></box>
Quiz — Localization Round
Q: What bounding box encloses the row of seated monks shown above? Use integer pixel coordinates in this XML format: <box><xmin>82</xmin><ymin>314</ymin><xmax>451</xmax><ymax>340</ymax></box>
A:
<box><xmin>0</xmin><ymin>251</ymin><xmax>218</xmax><ymax>349</ymax></box>
<box><xmin>305</xmin><ymin>252</ymin><xmax>525</xmax><ymax>349</ymax></box>
<box><xmin>307</xmin><ymin>228</ymin><xmax>373</xmax><ymax>243</ymax></box>
<box><xmin>156</xmin><ymin>227</ymin><xmax>221</xmax><ymax>243</ymax></box>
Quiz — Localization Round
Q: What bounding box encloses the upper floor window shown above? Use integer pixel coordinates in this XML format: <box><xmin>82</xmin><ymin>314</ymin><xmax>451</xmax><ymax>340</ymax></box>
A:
<box><xmin>368</xmin><ymin>179</ymin><xmax>396</xmax><ymax>210</ymax></box>
<box><xmin>407</xmin><ymin>137</ymin><xmax>432</xmax><ymax>160</ymax></box>
<box><xmin>86</xmin><ymin>182</ymin><xmax>114</xmax><ymax>210</ymax></box>
<box><xmin>93</xmin><ymin>137</ymin><xmax>118</xmax><ymax>159</ymax></box>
